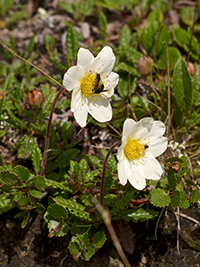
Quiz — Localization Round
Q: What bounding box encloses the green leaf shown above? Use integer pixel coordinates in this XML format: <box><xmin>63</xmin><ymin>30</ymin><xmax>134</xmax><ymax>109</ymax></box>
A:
<box><xmin>0</xmin><ymin>194</ymin><xmax>12</xmax><ymax>215</ymax></box>
<box><xmin>66</xmin><ymin>24</ymin><xmax>79</xmax><ymax>61</ymax></box>
<box><xmin>24</xmin><ymin>34</ymin><xmax>35</xmax><ymax>58</ymax></box>
<box><xmin>0</xmin><ymin>62</ymin><xmax>5</xmax><ymax>78</ymax></box>
<box><xmin>173</xmin><ymin>57</ymin><xmax>192</xmax><ymax>113</ymax></box>
<box><xmin>39</xmin><ymin>90</ymin><xmax>57</xmax><ymax>121</ymax></box>
<box><xmin>69</xmin><ymin>233</ymin><xmax>94</xmax><ymax>261</ymax></box>
<box><xmin>57</xmin><ymin>1</ymin><xmax>74</xmax><ymax>14</ymax></box>
<box><xmin>140</xmin><ymin>21</ymin><xmax>159</xmax><ymax>53</ymax></box>
<box><xmin>31</xmin><ymin>144</ymin><xmax>42</xmax><ymax>174</ymax></box>
<box><xmin>18</xmin><ymin>195</ymin><xmax>29</xmax><ymax>207</ymax></box>
<box><xmin>12</xmin><ymin>166</ymin><xmax>30</xmax><ymax>182</ymax></box>
<box><xmin>28</xmin><ymin>175</ymin><xmax>46</xmax><ymax>190</ymax></box>
<box><xmin>156</xmin><ymin>47</ymin><xmax>181</xmax><ymax>70</ymax></box>
<box><xmin>147</xmin><ymin>8</ymin><xmax>163</xmax><ymax>22</ymax></box>
<box><xmin>101</xmin><ymin>149</ymin><xmax>117</xmax><ymax>171</ymax></box>
<box><xmin>0</xmin><ymin>0</ymin><xmax>14</xmax><ymax>16</ymax></box>
<box><xmin>150</xmin><ymin>188</ymin><xmax>170</xmax><ymax>207</ymax></box>
<box><xmin>53</xmin><ymin>196</ymin><xmax>91</xmax><ymax>221</ymax></box>
<box><xmin>119</xmin><ymin>24</ymin><xmax>132</xmax><ymax>51</ymax></box>
<box><xmin>17</xmin><ymin>136</ymin><xmax>35</xmax><ymax>159</ymax></box>
<box><xmin>29</xmin><ymin>189</ymin><xmax>43</xmax><ymax>198</ymax></box>
<box><xmin>0</xmin><ymin>130</ymin><xmax>6</xmax><ymax>138</ymax></box>
<box><xmin>0</xmin><ymin>170</ymin><xmax>21</xmax><ymax>184</ymax></box>
<box><xmin>180</xmin><ymin>7</ymin><xmax>194</xmax><ymax>27</ymax></box>
<box><xmin>171</xmin><ymin>190</ymin><xmax>180</xmax><ymax>209</ymax></box>
<box><xmin>35</xmin><ymin>203</ymin><xmax>46</xmax><ymax>213</ymax></box>
<box><xmin>99</xmin><ymin>11</ymin><xmax>107</xmax><ymax>38</ymax></box>
<box><xmin>45</xmin><ymin>34</ymin><xmax>55</xmax><ymax>56</ymax></box>
<box><xmin>167</xmin><ymin>168</ymin><xmax>176</xmax><ymax>192</ymax></box>
<box><xmin>21</xmin><ymin>212</ymin><xmax>30</xmax><ymax>228</ymax></box>
<box><xmin>110</xmin><ymin>189</ymin><xmax>135</xmax><ymax>215</ymax></box>
<box><xmin>7</xmin><ymin>108</ymin><xmax>24</xmax><ymax>128</ymax></box>
<box><xmin>190</xmin><ymin>189</ymin><xmax>200</xmax><ymax>203</ymax></box>
<box><xmin>155</xmin><ymin>24</ymin><xmax>169</xmax><ymax>55</ymax></box>
<box><xmin>121</xmin><ymin>208</ymin><xmax>159</xmax><ymax>222</ymax></box>
<box><xmin>179</xmin><ymin>190</ymin><xmax>190</xmax><ymax>209</ymax></box>
<box><xmin>47</xmin><ymin>204</ymin><xmax>68</xmax><ymax>219</ymax></box>
<box><xmin>92</xmin><ymin>231</ymin><xmax>106</xmax><ymax>248</ymax></box>
<box><xmin>118</xmin><ymin>62</ymin><xmax>138</xmax><ymax>76</ymax></box>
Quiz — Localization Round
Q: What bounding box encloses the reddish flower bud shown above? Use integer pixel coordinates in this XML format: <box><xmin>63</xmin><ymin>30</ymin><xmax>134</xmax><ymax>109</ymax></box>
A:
<box><xmin>137</xmin><ymin>56</ymin><xmax>154</xmax><ymax>76</ymax></box>
<box><xmin>25</xmin><ymin>88</ymin><xmax>44</xmax><ymax>110</ymax></box>
<box><xmin>187</xmin><ymin>62</ymin><xmax>196</xmax><ymax>77</ymax></box>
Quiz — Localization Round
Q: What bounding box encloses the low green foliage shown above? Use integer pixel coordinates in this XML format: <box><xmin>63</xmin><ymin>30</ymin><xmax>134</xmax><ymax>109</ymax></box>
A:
<box><xmin>0</xmin><ymin>0</ymin><xmax>200</xmax><ymax>262</ymax></box>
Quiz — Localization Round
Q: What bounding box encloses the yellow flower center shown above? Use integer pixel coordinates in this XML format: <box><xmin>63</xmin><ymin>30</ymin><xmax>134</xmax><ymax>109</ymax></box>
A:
<box><xmin>80</xmin><ymin>73</ymin><xmax>96</xmax><ymax>97</ymax></box>
<box><xmin>124</xmin><ymin>138</ymin><xmax>145</xmax><ymax>161</ymax></box>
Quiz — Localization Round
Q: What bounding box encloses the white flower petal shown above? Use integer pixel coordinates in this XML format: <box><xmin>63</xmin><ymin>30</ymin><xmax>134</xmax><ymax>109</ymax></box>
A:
<box><xmin>71</xmin><ymin>87</ymin><xmax>82</xmax><ymax>112</ymax></box>
<box><xmin>129</xmin><ymin>162</ymin><xmax>146</xmax><ymax>190</ymax></box>
<box><xmin>144</xmin><ymin>120</ymin><xmax>166</xmax><ymax>139</ymax></box>
<box><xmin>117</xmin><ymin>159</ymin><xmax>128</xmax><ymax>185</ymax></box>
<box><xmin>136</xmin><ymin>153</ymin><xmax>163</xmax><ymax>180</ymax></box>
<box><xmin>91</xmin><ymin>46</ymin><xmax>116</xmax><ymax>76</ymax></box>
<box><xmin>63</xmin><ymin>66</ymin><xmax>84</xmax><ymax>91</ymax></box>
<box><xmin>77</xmin><ymin>48</ymin><xmax>94</xmax><ymax>73</ymax></box>
<box><xmin>116</xmin><ymin>137</ymin><xmax>126</xmax><ymax>161</ymax></box>
<box><xmin>122</xmin><ymin>118</ymin><xmax>137</xmax><ymax>137</ymax></box>
<box><xmin>102</xmin><ymin>72</ymin><xmax>119</xmax><ymax>98</ymax></box>
<box><xmin>88</xmin><ymin>98</ymin><xmax>112</xmax><ymax>123</ymax></box>
<box><xmin>149</xmin><ymin>137</ymin><xmax>168</xmax><ymax>157</ymax></box>
<box><xmin>73</xmin><ymin>103</ymin><xmax>88</xmax><ymax>127</ymax></box>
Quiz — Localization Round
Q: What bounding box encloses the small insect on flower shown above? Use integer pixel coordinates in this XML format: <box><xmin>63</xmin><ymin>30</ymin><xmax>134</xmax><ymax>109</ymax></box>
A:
<box><xmin>93</xmin><ymin>73</ymin><xmax>109</xmax><ymax>94</ymax></box>
<box><xmin>117</xmin><ymin>118</ymin><xmax>168</xmax><ymax>190</ymax></box>
<box><xmin>63</xmin><ymin>46</ymin><xmax>119</xmax><ymax>127</ymax></box>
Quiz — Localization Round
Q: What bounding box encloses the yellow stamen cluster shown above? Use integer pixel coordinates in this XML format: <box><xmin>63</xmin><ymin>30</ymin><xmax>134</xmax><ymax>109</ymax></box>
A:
<box><xmin>80</xmin><ymin>73</ymin><xmax>96</xmax><ymax>97</ymax></box>
<box><xmin>124</xmin><ymin>138</ymin><xmax>144</xmax><ymax>161</ymax></box>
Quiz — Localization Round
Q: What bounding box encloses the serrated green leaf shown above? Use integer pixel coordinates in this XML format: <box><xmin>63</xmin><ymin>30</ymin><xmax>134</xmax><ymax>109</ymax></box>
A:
<box><xmin>0</xmin><ymin>94</ymin><xmax>5</xmax><ymax>114</ymax></box>
<box><xmin>48</xmin><ymin>204</ymin><xmax>68</xmax><ymax>219</ymax></box>
<box><xmin>150</xmin><ymin>188</ymin><xmax>170</xmax><ymax>207</ymax></box>
<box><xmin>21</xmin><ymin>212</ymin><xmax>30</xmax><ymax>228</ymax></box>
<box><xmin>18</xmin><ymin>195</ymin><xmax>29</xmax><ymax>207</ymax></box>
<box><xmin>53</xmin><ymin>196</ymin><xmax>92</xmax><ymax>221</ymax></box>
<box><xmin>81</xmin><ymin>193</ymin><xmax>94</xmax><ymax>207</ymax></box>
<box><xmin>66</xmin><ymin>25</ymin><xmax>78</xmax><ymax>61</ymax></box>
<box><xmin>119</xmin><ymin>25</ymin><xmax>132</xmax><ymax>50</ymax></box>
<box><xmin>38</xmin><ymin>90</ymin><xmax>57</xmax><ymax>121</ymax></box>
<box><xmin>173</xmin><ymin>57</ymin><xmax>192</xmax><ymax>113</ymax></box>
<box><xmin>179</xmin><ymin>190</ymin><xmax>190</xmax><ymax>209</ymax></box>
<box><xmin>92</xmin><ymin>231</ymin><xmax>106</xmax><ymax>248</ymax></box>
<box><xmin>7</xmin><ymin>108</ymin><xmax>24</xmax><ymax>128</ymax></box>
<box><xmin>101</xmin><ymin>149</ymin><xmax>117</xmax><ymax>171</ymax></box>
<box><xmin>0</xmin><ymin>194</ymin><xmax>12</xmax><ymax>215</ymax></box>
<box><xmin>31</xmin><ymin>144</ymin><xmax>42</xmax><ymax>174</ymax></box>
<box><xmin>17</xmin><ymin>136</ymin><xmax>35</xmax><ymax>159</ymax></box>
<box><xmin>28</xmin><ymin>175</ymin><xmax>46</xmax><ymax>190</ymax></box>
<box><xmin>190</xmin><ymin>189</ymin><xmax>200</xmax><ymax>203</ymax></box>
<box><xmin>171</xmin><ymin>190</ymin><xmax>180</xmax><ymax>209</ymax></box>
<box><xmin>0</xmin><ymin>180</ymin><xmax>17</xmax><ymax>191</ymax></box>
<box><xmin>110</xmin><ymin>189</ymin><xmax>135</xmax><ymax>215</ymax></box>
<box><xmin>121</xmin><ymin>208</ymin><xmax>159</xmax><ymax>222</ymax></box>
<box><xmin>12</xmin><ymin>166</ymin><xmax>30</xmax><ymax>182</ymax></box>
<box><xmin>0</xmin><ymin>170</ymin><xmax>21</xmax><ymax>184</ymax></box>
<box><xmin>35</xmin><ymin>203</ymin><xmax>46</xmax><ymax>213</ymax></box>
<box><xmin>118</xmin><ymin>62</ymin><xmax>138</xmax><ymax>76</ymax></box>
<box><xmin>0</xmin><ymin>62</ymin><xmax>5</xmax><ymax>78</ymax></box>
<box><xmin>29</xmin><ymin>189</ymin><xmax>43</xmax><ymax>198</ymax></box>
<box><xmin>69</xmin><ymin>233</ymin><xmax>94</xmax><ymax>261</ymax></box>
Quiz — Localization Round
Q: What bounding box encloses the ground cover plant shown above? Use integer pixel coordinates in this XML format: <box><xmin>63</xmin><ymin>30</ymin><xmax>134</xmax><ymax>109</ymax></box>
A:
<box><xmin>0</xmin><ymin>0</ymin><xmax>200</xmax><ymax>266</ymax></box>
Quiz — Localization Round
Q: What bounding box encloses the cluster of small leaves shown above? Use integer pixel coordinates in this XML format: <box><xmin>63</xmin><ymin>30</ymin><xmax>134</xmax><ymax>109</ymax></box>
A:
<box><xmin>150</xmin><ymin>156</ymin><xmax>200</xmax><ymax>209</ymax></box>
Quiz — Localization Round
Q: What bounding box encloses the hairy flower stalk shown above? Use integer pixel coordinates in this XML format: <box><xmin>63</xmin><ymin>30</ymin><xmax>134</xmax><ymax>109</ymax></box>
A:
<box><xmin>63</xmin><ymin>46</ymin><xmax>119</xmax><ymax>127</ymax></box>
<box><xmin>117</xmin><ymin>118</ymin><xmax>168</xmax><ymax>190</ymax></box>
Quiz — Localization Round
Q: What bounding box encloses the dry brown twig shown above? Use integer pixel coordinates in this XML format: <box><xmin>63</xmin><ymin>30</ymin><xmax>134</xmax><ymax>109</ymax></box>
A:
<box><xmin>92</xmin><ymin>198</ymin><xmax>132</xmax><ymax>267</ymax></box>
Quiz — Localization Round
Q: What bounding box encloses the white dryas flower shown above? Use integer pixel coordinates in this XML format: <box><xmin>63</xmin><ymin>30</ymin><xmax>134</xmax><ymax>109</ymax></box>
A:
<box><xmin>117</xmin><ymin>118</ymin><xmax>168</xmax><ymax>190</ymax></box>
<box><xmin>63</xmin><ymin>46</ymin><xmax>119</xmax><ymax>127</ymax></box>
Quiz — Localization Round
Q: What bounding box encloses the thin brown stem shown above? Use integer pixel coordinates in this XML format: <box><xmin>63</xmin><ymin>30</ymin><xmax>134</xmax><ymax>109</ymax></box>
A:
<box><xmin>40</xmin><ymin>87</ymin><xmax>65</xmax><ymax>176</ymax></box>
